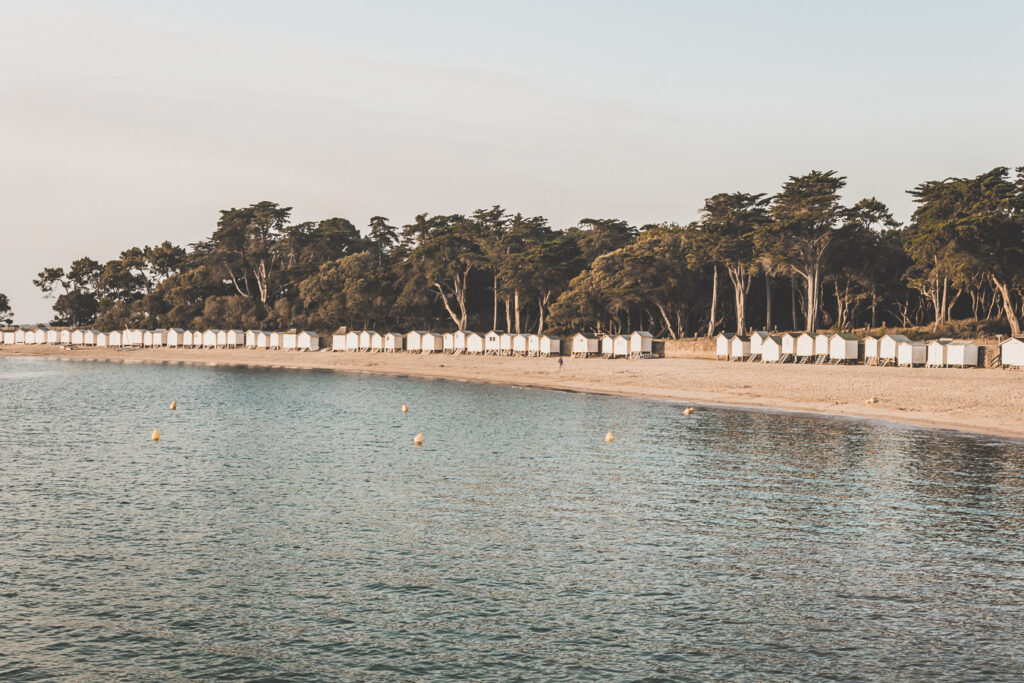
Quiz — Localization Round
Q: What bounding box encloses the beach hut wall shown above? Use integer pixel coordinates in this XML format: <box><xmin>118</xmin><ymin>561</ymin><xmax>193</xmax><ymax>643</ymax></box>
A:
<box><xmin>385</xmin><ymin>332</ymin><xmax>405</xmax><ymax>352</ymax></box>
<box><xmin>96</xmin><ymin>332</ymin><xmax>109</xmax><ymax>347</ymax></box>
<box><xmin>880</xmin><ymin>334</ymin><xmax>911</xmax><ymax>361</ymax></box>
<box><xmin>183</xmin><ymin>330</ymin><xmax>194</xmax><ymax>347</ymax></box>
<box><xmin>224</xmin><ymin>330</ymin><xmax>244</xmax><ymax>347</ymax></box>
<box><xmin>151</xmin><ymin>329</ymin><xmax>166</xmax><ymax>347</ymax></box>
<box><xmin>330</xmin><ymin>327</ymin><xmax>347</xmax><ymax>351</ymax></box>
<box><xmin>345</xmin><ymin>331</ymin><xmax>360</xmax><ymax>350</ymax></box>
<box><xmin>466</xmin><ymin>332</ymin><xmax>484</xmax><ymax>354</ymax></box>
<box><xmin>2</xmin><ymin>330</ymin><xmax>15</xmax><ymax>345</ymax></box>
<box><xmin>202</xmin><ymin>330</ymin><xmax>219</xmax><ymax>348</ymax></box>
<box><xmin>527</xmin><ymin>334</ymin><xmax>541</xmax><ymax>356</ymax></box>
<box><xmin>512</xmin><ymin>334</ymin><xmax>529</xmax><ymax>356</ymax></box>
<box><xmin>24</xmin><ymin>330</ymin><xmax>36</xmax><ymax>344</ymax></box>
<box><xmin>453</xmin><ymin>330</ymin><xmax>469</xmax><ymax>354</ymax></box>
<box><xmin>829</xmin><ymin>333</ymin><xmax>859</xmax><ymax>362</ymax></box>
<box><xmin>71</xmin><ymin>329</ymin><xmax>85</xmax><ymax>345</ymax></box>
<box><xmin>601</xmin><ymin>335</ymin><xmax>615</xmax><ymax>356</ymax></box>
<box><xmin>369</xmin><ymin>331</ymin><xmax>383</xmax><ymax>352</ymax></box>
<box><xmin>897</xmin><ymin>341</ymin><xmax>927</xmax><ymax>367</ymax></box>
<box><xmin>730</xmin><ymin>336</ymin><xmax>751</xmax><ymax>360</ymax></box>
<box><xmin>442</xmin><ymin>332</ymin><xmax>455</xmax><ymax>353</ymax></box>
<box><xmin>927</xmin><ymin>340</ymin><xmax>951</xmax><ymax>367</ymax></box>
<box><xmin>49</xmin><ymin>329</ymin><xmax>61</xmax><ymax>344</ymax></box>
<box><xmin>780</xmin><ymin>333</ymin><xmax>798</xmax><ymax>357</ymax></box>
<box><xmin>863</xmin><ymin>336</ymin><xmax>880</xmax><ymax>361</ymax></box>
<box><xmin>255</xmin><ymin>331</ymin><xmax>269</xmax><ymax>349</ymax></box>
<box><xmin>108</xmin><ymin>330</ymin><xmax>124</xmax><ymax>347</ymax></box>
<box><xmin>269</xmin><ymin>332</ymin><xmax>283</xmax><ymax>349</ymax></box>
<box><xmin>298</xmin><ymin>331</ymin><xmax>320</xmax><ymax>351</ymax></box>
<box><xmin>14</xmin><ymin>329</ymin><xmax>26</xmax><ymax>344</ymax></box>
<box><xmin>33</xmin><ymin>329</ymin><xmax>47</xmax><ymax>345</ymax></box>
<box><xmin>127</xmin><ymin>329</ymin><xmax>144</xmax><ymax>346</ymax></box>
<box><xmin>715</xmin><ymin>333</ymin><xmax>734</xmax><ymax>360</ymax></box>
<box><xmin>83</xmin><ymin>330</ymin><xmax>99</xmax><ymax>345</ymax></box>
<box><xmin>406</xmin><ymin>331</ymin><xmax>425</xmax><ymax>353</ymax></box>
<box><xmin>571</xmin><ymin>333</ymin><xmax>599</xmax><ymax>357</ymax></box>
<box><xmin>282</xmin><ymin>329</ymin><xmax>299</xmax><ymax>351</ymax></box>
<box><xmin>613</xmin><ymin>335</ymin><xmax>630</xmax><ymax>358</ymax></box>
<box><xmin>358</xmin><ymin>330</ymin><xmax>374</xmax><ymax>351</ymax></box>
<box><xmin>143</xmin><ymin>330</ymin><xmax>154</xmax><ymax>347</ymax></box>
<box><xmin>421</xmin><ymin>332</ymin><xmax>443</xmax><ymax>353</ymax></box>
<box><xmin>629</xmin><ymin>331</ymin><xmax>654</xmax><ymax>358</ymax></box>
<box><xmin>761</xmin><ymin>336</ymin><xmax>783</xmax><ymax>362</ymax></box>
<box><xmin>814</xmin><ymin>333</ymin><xmax>830</xmax><ymax>356</ymax></box>
<box><xmin>1000</xmin><ymin>338</ymin><xmax>1024</xmax><ymax>367</ymax></box>
<box><xmin>946</xmin><ymin>341</ymin><xmax>978</xmax><ymax>368</ymax></box>
<box><xmin>484</xmin><ymin>331</ymin><xmax>503</xmax><ymax>354</ymax></box>
<box><xmin>216</xmin><ymin>330</ymin><xmax>228</xmax><ymax>347</ymax></box>
<box><xmin>499</xmin><ymin>333</ymin><xmax>513</xmax><ymax>355</ymax></box>
<box><xmin>539</xmin><ymin>335</ymin><xmax>561</xmax><ymax>356</ymax></box>
<box><xmin>795</xmin><ymin>333</ymin><xmax>815</xmax><ymax>359</ymax></box>
<box><xmin>749</xmin><ymin>331</ymin><xmax>770</xmax><ymax>356</ymax></box>
<box><xmin>244</xmin><ymin>330</ymin><xmax>261</xmax><ymax>348</ymax></box>
<box><xmin>165</xmin><ymin>329</ymin><xmax>184</xmax><ymax>347</ymax></box>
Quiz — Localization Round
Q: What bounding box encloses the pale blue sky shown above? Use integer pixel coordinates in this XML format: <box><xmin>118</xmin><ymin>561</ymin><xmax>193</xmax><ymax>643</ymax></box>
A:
<box><xmin>3</xmin><ymin>1</ymin><xmax>1022</xmax><ymax>323</ymax></box>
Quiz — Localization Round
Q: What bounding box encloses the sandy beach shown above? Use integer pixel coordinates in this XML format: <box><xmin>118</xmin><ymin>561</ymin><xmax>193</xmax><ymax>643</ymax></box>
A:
<box><xmin>2</xmin><ymin>344</ymin><xmax>1022</xmax><ymax>440</ymax></box>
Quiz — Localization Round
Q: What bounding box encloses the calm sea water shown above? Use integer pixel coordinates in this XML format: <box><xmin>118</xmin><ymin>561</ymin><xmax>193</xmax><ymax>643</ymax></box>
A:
<box><xmin>1</xmin><ymin>356</ymin><xmax>1023</xmax><ymax>681</ymax></box>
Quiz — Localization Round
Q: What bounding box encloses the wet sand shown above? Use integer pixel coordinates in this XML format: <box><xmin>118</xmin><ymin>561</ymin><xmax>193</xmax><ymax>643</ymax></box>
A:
<box><xmin>3</xmin><ymin>344</ymin><xmax>1022</xmax><ymax>440</ymax></box>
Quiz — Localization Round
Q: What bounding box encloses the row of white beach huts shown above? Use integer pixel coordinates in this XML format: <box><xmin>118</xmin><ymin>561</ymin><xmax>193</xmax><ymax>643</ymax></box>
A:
<box><xmin>713</xmin><ymin>331</ymin><xmax>1016</xmax><ymax>368</ymax></box>
<box><xmin>0</xmin><ymin>326</ymin><xmax>658</xmax><ymax>358</ymax></box>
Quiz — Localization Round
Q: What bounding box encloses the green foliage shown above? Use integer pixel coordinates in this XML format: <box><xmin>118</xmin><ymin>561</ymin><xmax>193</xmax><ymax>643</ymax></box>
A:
<box><xmin>0</xmin><ymin>293</ymin><xmax>13</xmax><ymax>326</ymax></box>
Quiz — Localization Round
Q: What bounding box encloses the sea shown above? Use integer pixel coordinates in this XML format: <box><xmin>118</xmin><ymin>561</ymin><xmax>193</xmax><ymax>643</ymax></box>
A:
<box><xmin>1</xmin><ymin>356</ymin><xmax>1023</xmax><ymax>681</ymax></box>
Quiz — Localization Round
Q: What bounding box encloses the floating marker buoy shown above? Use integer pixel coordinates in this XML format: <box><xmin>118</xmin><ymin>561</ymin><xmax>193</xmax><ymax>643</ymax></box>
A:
<box><xmin>605</xmin><ymin>431</ymin><xmax>614</xmax><ymax>442</ymax></box>
<box><xmin>683</xmin><ymin>407</ymin><xmax>694</xmax><ymax>416</ymax></box>
<box><xmin>413</xmin><ymin>432</ymin><xmax>424</xmax><ymax>446</ymax></box>
<box><xmin>151</xmin><ymin>428</ymin><xmax>160</xmax><ymax>441</ymax></box>
<box><xmin>169</xmin><ymin>400</ymin><xmax>177</xmax><ymax>410</ymax></box>
<box><xmin>402</xmin><ymin>403</ymin><xmax>408</xmax><ymax>413</ymax></box>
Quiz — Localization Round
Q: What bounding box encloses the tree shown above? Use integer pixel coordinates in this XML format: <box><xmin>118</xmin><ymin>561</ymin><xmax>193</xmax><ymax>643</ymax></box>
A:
<box><xmin>403</xmin><ymin>214</ymin><xmax>486</xmax><ymax>328</ymax></box>
<box><xmin>206</xmin><ymin>201</ymin><xmax>292</xmax><ymax>306</ymax></box>
<box><xmin>0</xmin><ymin>293</ymin><xmax>12</xmax><ymax>325</ymax></box>
<box><xmin>694</xmin><ymin>192</ymin><xmax>769</xmax><ymax>334</ymax></box>
<box><xmin>33</xmin><ymin>257</ymin><xmax>102</xmax><ymax>326</ymax></box>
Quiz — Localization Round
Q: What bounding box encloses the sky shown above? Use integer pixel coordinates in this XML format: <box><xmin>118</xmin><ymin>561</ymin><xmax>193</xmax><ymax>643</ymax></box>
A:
<box><xmin>2</xmin><ymin>0</ymin><xmax>1022</xmax><ymax>324</ymax></box>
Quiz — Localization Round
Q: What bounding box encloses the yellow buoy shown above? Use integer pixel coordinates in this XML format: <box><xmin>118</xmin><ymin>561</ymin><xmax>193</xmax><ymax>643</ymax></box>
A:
<box><xmin>151</xmin><ymin>428</ymin><xmax>160</xmax><ymax>441</ymax></box>
<box><xmin>683</xmin><ymin>407</ymin><xmax>694</xmax><ymax>416</ymax></box>
<box><xmin>605</xmin><ymin>431</ymin><xmax>614</xmax><ymax>442</ymax></box>
<box><xmin>413</xmin><ymin>432</ymin><xmax>424</xmax><ymax>446</ymax></box>
<box><xmin>402</xmin><ymin>403</ymin><xmax>408</xmax><ymax>413</ymax></box>
<box><xmin>169</xmin><ymin>400</ymin><xmax>177</xmax><ymax>410</ymax></box>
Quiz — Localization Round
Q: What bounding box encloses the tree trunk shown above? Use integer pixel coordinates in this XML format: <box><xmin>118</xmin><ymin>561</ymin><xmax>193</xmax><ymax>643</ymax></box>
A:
<box><xmin>804</xmin><ymin>263</ymin><xmax>821</xmax><ymax>333</ymax></box>
<box><xmin>790</xmin><ymin>276</ymin><xmax>798</xmax><ymax>331</ymax></box>
<box><xmin>514</xmin><ymin>289</ymin><xmax>521</xmax><ymax>334</ymax></box>
<box><xmin>492</xmin><ymin>272</ymin><xmax>498</xmax><ymax>331</ymax></box>
<box><xmin>726</xmin><ymin>266</ymin><xmax>748</xmax><ymax>335</ymax></box>
<box><xmin>992</xmin><ymin>275</ymin><xmax>1022</xmax><ymax>336</ymax></box>
<box><xmin>706</xmin><ymin>264</ymin><xmax>718</xmax><ymax>337</ymax></box>
<box><xmin>505</xmin><ymin>300</ymin><xmax>511</xmax><ymax>332</ymax></box>
<box><xmin>765</xmin><ymin>273</ymin><xmax>773</xmax><ymax>331</ymax></box>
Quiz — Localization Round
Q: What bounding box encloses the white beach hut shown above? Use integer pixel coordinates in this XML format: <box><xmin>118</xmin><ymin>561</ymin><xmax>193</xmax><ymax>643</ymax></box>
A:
<box><xmin>512</xmin><ymin>333</ymin><xmax>529</xmax><ymax>356</ymax></box>
<box><xmin>183</xmin><ymin>330</ymin><xmax>194</xmax><ymax>347</ymax></box>
<box><xmin>715</xmin><ymin>332</ymin><xmax>734</xmax><ymax>360</ymax></box>
<box><xmin>369</xmin><ymin>331</ymin><xmax>383</xmax><ymax>352</ymax></box>
<box><xmin>126</xmin><ymin>329</ymin><xmax>144</xmax><ymax>347</ymax></box>
<box><xmin>613</xmin><ymin>334</ymin><xmax>631</xmax><ymax>358</ymax></box>
<box><xmin>499</xmin><ymin>333</ymin><xmax>513</xmax><ymax>356</ymax></box>
<box><xmin>2</xmin><ymin>330</ymin><xmax>15</xmax><ymax>345</ymax></box>
<box><xmin>331</xmin><ymin>327</ymin><xmax>347</xmax><ymax>352</ymax></box>
<box><xmin>297</xmin><ymin>330</ymin><xmax>319</xmax><ymax>351</ymax></box>
<box><xmin>48</xmin><ymin>329</ymin><xmax>61</xmax><ymax>344</ymax></box>
<box><xmin>601</xmin><ymin>334</ymin><xmax>615</xmax><ymax>357</ymax></box>
<box><xmin>527</xmin><ymin>334</ymin><xmax>541</xmax><ymax>356</ymax></box>
<box><xmin>863</xmin><ymin>336</ymin><xmax>880</xmax><ymax>364</ymax></box>
<box><xmin>282</xmin><ymin>329</ymin><xmax>299</xmax><ymax>351</ymax></box>
<box><xmin>484</xmin><ymin>330</ymin><xmax>503</xmax><ymax>355</ymax></box>
<box><xmin>143</xmin><ymin>330</ymin><xmax>155</xmax><ymax>347</ymax></box>
<box><xmin>269</xmin><ymin>332</ymin><xmax>283</xmax><ymax>350</ymax></box>
<box><xmin>572</xmin><ymin>333</ymin><xmax>599</xmax><ymax>358</ymax></box>
<box><xmin>629</xmin><ymin>331</ymin><xmax>654</xmax><ymax>358</ymax></box>
<box><xmin>539</xmin><ymin>335</ymin><xmax>561</xmax><ymax>357</ymax></box>
<box><xmin>946</xmin><ymin>340</ymin><xmax>979</xmax><ymax>368</ymax></box>
<box><xmin>23</xmin><ymin>330</ymin><xmax>36</xmax><ymax>344</ymax></box>
<box><xmin>224</xmin><ymin>331</ymin><xmax>243</xmax><ymax>350</ymax></box>
<box><xmin>345</xmin><ymin>330</ymin><xmax>360</xmax><ymax>351</ymax></box>
<box><xmin>421</xmin><ymin>332</ymin><xmax>443</xmax><ymax>353</ymax></box>
<box><xmin>202</xmin><ymin>330</ymin><xmax>219</xmax><ymax>348</ymax></box>
<box><xmin>780</xmin><ymin>333</ymin><xmax>798</xmax><ymax>360</ymax></box>
<box><xmin>730</xmin><ymin>335</ymin><xmax>751</xmax><ymax>361</ymax></box>
<box><xmin>358</xmin><ymin>330</ymin><xmax>374</xmax><ymax>352</ymax></box>
<box><xmin>33</xmin><ymin>328</ymin><xmax>47</xmax><ymax>345</ymax></box>
<box><xmin>829</xmin><ymin>333</ymin><xmax>859</xmax><ymax>363</ymax></box>
<box><xmin>216</xmin><ymin>330</ymin><xmax>228</xmax><ymax>347</ymax></box>
<box><xmin>245</xmin><ymin>330</ymin><xmax>261</xmax><ymax>349</ymax></box>
<box><xmin>814</xmin><ymin>333</ymin><xmax>830</xmax><ymax>358</ymax></box>
<box><xmin>897</xmin><ymin>340</ymin><xmax>927</xmax><ymax>367</ymax></box>
<box><xmin>442</xmin><ymin>332</ymin><xmax>455</xmax><ymax>354</ymax></box>
<box><xmin>452</xmin><ymin>330</ymin><xmax>469</xmax><ymax>354</ymax></box>
<box><xmin>761</xmin><ymin>335</ymin><xmax>783</xmax><ymax>362</ymax></box>
<box><xmin>466</xmin><ymin>331</ymin><xmax>484</xmax><ymax>354</ymax></box>
<box><xmin>255</xmin><ymin>331</ymin><xmax>270</xmax><ymax>349</ymax></box>
<box><xmin>96</xmin><ymin>332</ymin><xmax>110</xmax><ymax>347</ymax></box>
<box><xmin>879</xmin><ymin>334</ymin><xmax>911</xmax><ymax>364</ymax></box>
<box><xmin>14</xmin><ymin>328</ymin><xmax>27</xmax><ymax>344</ymax></box>
<box><xmin>1000</xmin><ymin>337</ymin><xmax>1024</xmax><ymax>368</ymax></box>
<box><xmin>927</xmin><ymin>340</ymin><xmax>951</xmax><ymax>367</ymax></box>
<box><xmin>71</xmin><ymin>329</ymin><xmax>85</xmax><ymax>345</ymax></box>
<box><xmin>795</xmin><ymin>333</ymin><xmax>815</xmax><ymax>362</ymax></box>
<box><xmin>190</xmin><ymin>330</ymin><xmax>202</xmax><ymax>348</ymax></box>
<box><xmin>406</xmin><ymin>331</ymin><xmax>426</xmax><ymax>353</ymax></box>
<box><xmin>749</xmin><ymin>331</ymin><xmax>770</xmax><ymax>357</ymax></box>
<box><xmin>384</xmin><ymin>332</ymin><xmax>405</xmax><ymax>352</ymax></box>
<box><xmin>165</xmin><ymin>328</ymin><xmax>184</xmax><ymax>348</ymax></box>
<box><xmin>83</xmin><ymin>329</ymin><xmax>100</xmax><ymax>346</ymax></box>
<box><xmin>149</xmin><ymin>329</ymin><xmax>166</xmax><ymax>347</ymax></box>
<box><xmin>108</xmin><ymin>330</ymin><xmax>124</xmax><ymax>347</ymax></box>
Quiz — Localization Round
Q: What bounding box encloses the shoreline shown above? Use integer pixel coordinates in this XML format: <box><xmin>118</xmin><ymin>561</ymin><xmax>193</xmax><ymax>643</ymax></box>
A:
<box><xmin>3</xmin><ymin>345</ymin><xmax>1023</xmax><ymax>441</ymax></box>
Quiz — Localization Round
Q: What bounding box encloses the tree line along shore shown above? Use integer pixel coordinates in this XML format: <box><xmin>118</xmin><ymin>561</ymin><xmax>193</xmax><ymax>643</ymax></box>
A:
<box><xmin>2</xmin><ymin>166</ymin><xmax>1023</xmax><ymax>343</ymax></box>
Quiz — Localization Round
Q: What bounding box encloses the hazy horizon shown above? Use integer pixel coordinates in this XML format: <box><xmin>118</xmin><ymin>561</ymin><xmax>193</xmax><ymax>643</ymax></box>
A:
<box><xmin>4</xmin><ymin>1</ymin><xmax>1023</xmax><ymax>324</ymax></box>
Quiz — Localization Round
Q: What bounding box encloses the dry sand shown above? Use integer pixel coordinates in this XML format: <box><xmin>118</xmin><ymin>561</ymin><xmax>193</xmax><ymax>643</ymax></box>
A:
<box><xmin>3</xmin><ymin>344</ymin><xmax>1023</xmax><ymax>440</ymax></box>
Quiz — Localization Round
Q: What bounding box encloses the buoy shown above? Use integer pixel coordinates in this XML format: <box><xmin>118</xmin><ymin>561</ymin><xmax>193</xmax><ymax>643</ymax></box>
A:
<box><xmin>151</xmin><ymin>428</ymin><xmax>160</xmax><ymax>441</ymax></box>
<box><xmin>683</xmin><ymin>407</ymin><xmax>694</xmax><ymax>416</ymax></box>
<box><xmin>169</xmin><ymin>400</ymin><xmax>176</xmax><ymax>410</ymax></box>
<box><xmin>605</xmin><ymin>431</ymin><xmax>614</xmax><ymax>442</ymax></box>
<box><xmin>413</xmin><ymin>432</ymin><xmax>423</xmax><ymax>446</ymax></box>
<box><xmin>865</xmin><ymin>397</ymin><xmax>876</xmax><ymax>405</ymax></box>
<box><xmin>402</xmin><ymin>403</ymin><xmax>408</xmax><ymax>413</ymax></box>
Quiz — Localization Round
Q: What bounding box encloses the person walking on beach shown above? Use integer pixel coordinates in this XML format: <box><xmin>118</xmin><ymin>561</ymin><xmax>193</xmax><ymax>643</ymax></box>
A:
<box><xmin>557</xmin><ymin>356</ymin><xmax>563</xmax><ymax>372</ymax></box>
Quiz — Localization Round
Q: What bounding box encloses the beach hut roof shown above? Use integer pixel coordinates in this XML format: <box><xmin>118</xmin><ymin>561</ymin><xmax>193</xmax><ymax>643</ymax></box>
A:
<box><xmin>574</xmin><ymin>332</ymin><xmax>597</xmax><ymax>339</ymax></box>
<box><xmin>632</xmin><ymin>330</ymin><xmax>654</xmax><ymax>338</ymax></box>
<box><xmin>882</xmin><ymin>334</ymin><xmax>911</xmax><ymax>343</ymax></box>
<box><xmin>947</xmin><ymin>340</ymin><xmax>975</xmax><ymax>346</ymax></box>
<box><xmin>1000</xmin><ymin>337</ymin><xmax>1024</xmax><ymax>346</ymax></box>
<box><xmin>333</xmin><ymin>326</ymin><xmax>347</xmax><ymax>334</ymax></box>
<box><xmin>764</xmin><ymin>335</ymin><xmax>782</xmax><ymax>344</ymax></box>
<box><xmin>716</xmin><ymin>332</ymin><xmax>735</xmax><ymax>340</ymax></box>
<box><xmin>487</xmin><ymin>329</ymin><xmax>505</xmax><ymax>335</ymax></box>
<box><xmin>832</xmin><ymin>333</ymin><xmax>858</xmax><ymax>340</ymax></box>
<box><xmin>750</xmin><ymin>330</ymin><xmax>770</xmax><ymax>340</ymax></box>
<box><xmin>284</xmin><ymin>328</ymin><xmax>298</xmax><ymax>333</ymax></box>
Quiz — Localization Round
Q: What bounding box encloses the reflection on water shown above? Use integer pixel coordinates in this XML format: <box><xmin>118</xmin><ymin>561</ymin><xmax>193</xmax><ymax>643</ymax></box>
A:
<box><xmin>1</xmin><ymin>357</ymin><xmax>1022</xmax><ymax>680</ymax></box>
